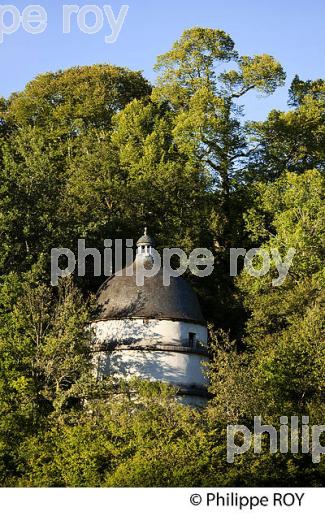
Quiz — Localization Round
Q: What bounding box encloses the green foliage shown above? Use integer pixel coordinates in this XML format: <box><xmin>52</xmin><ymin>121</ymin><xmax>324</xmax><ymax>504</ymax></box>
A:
<box><xmin>1</xmin><ymin>65</ymin><xmax>151</xmax><ymax>133</ymax></box>
<box><xmin>247</xmin><ymin>77</ymin><xmax>325</xmax><ymax>181</ymax></box>
<box><xmin>0</xmin><ymin>270</ymin><xmax>92</xmax><ymax>484</ymax></box>
<box><xmin>289</xmin><ymin>75</ymin><xmax>325</xmax><ymax>107</ymax></box>
<box><xmin>154</xmin><ymin>27</ymin><xmax>285</xmax><ymax>203</ymax></box>
<box><xmin>232</xmin><ymin>170</ymin><xmax>325</xmax><ymax>420</ymax></box>
<box><xmin>0</xmin><ymin>28</ymin><xmax>323</xmax><ymax>487</ymax></box>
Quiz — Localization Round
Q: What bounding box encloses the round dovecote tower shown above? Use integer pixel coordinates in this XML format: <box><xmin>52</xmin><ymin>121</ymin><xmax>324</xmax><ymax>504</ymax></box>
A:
<box><xmin>92</xmin><ymin>229</ymin><xmax>209</xmax><ymax>406</ymax></box>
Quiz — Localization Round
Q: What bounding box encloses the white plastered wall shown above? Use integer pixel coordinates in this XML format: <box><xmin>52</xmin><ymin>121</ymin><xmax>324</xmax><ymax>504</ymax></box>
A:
<box><xmin>92</xmin><ymin>318</ymin><xmax>207</xmax><ymax>349</ymax></box>
<box><xmin>93</xmin><ymin>348</ymin><xmax>209</xmax><ymax>388</ymax></box>
<box><xmin>92</xmin><ymin>318</ymin><xmax>209</xmax><ymax>391</ymax></box>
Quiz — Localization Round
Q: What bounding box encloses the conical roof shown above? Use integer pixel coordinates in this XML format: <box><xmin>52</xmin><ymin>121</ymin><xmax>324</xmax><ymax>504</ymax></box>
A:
<box><xmin>95</xmin><ymin>230</ymin><xmax>205</xmax><ymax>324</ymax></box>
<box><xmin>95</xmin><ymin>265</ymin><xmax>205</xmax><ymax>324</ymax></box>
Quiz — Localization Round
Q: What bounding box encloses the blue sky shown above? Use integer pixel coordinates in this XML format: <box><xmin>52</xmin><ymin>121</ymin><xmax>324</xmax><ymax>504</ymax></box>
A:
<box><xmin>0</xmin><ymin>0</ymin><xmax>324</xmax><ymax>120</ymax></box>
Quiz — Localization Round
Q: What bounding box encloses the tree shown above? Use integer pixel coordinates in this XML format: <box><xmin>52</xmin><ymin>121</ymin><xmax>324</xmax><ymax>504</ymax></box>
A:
<box><xmin>0</xmin><ymin>269</ymin><xmax>92</xmax><ymax>484</ymax></box>
<box><xmin>153</xmin><ymin>27</ymin><xmax>285</xmax><ymax>217</ymax></box>
<box><xmin>1</xmin><ymin>65</ymin><xmax>151</xmax><ymax>134</ymax></box>
<box><xmin>0</xmin><ymin>65</ymin><xmax>151</xmax><ymax>280</ymax></box>
<box><xmin>289</xmin><ymin>75</ymin><xmax>325</xmax><ymax>107</ymax></box>
<box><xmin>247</xmin><ymin>76</ymin><xmax>325</xmax><ymax>181</ymax></box>
<box><xmin>0</xmin><ymin>28</ymin><xmax>324</xmax><ymax>488</ymax></box>
<box><xmin>108</xmin><ymin>98</ymin><xmax>213</xmax><ymax>251</ymax></box>
<box><xmin>236</xmin><ymin>170</ymin><xmax>324</xmax><ymax>415</ymax></box>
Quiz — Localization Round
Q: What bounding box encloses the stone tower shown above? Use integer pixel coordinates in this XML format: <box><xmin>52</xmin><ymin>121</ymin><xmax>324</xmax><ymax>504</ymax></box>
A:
<box><xmin>92</xmin><ymin>229</ymin><xmax>209</xmax><ymax>406</ymax></box>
